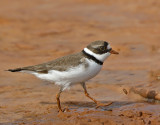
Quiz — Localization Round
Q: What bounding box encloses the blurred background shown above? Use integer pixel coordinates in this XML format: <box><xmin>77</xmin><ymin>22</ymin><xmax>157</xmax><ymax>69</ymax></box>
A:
<box><xmin>0</xmin><ymin>0</ymin><xmax>160</xmax><ymax>124</ymax></box>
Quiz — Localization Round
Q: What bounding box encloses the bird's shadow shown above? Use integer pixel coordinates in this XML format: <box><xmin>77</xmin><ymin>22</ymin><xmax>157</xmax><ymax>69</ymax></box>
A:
<box><xmin>40</xmin><ymin>101</ymin><xmax>137</xmax><ymax>111</ymax></box>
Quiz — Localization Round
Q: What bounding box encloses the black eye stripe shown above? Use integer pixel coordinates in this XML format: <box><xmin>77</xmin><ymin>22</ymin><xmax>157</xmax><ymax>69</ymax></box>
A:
<box><xmin>105</xmin><ymin>48</ymin><xmax>112</xmax><ymax>52</ymax></box>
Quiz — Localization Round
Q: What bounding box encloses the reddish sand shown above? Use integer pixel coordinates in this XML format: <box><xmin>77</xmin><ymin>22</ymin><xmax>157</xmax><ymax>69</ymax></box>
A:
<box><xmin>0</xmin><ymin>0</ymin><xmax>160</xmax><ymax>124</ymax></box>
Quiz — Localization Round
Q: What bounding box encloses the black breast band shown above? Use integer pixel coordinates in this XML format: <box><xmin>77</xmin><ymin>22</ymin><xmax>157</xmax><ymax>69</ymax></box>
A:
<box><xmin>82</xmin><ymin>50</ymin><xmax>103</xmax><ymax>65</ymax></box>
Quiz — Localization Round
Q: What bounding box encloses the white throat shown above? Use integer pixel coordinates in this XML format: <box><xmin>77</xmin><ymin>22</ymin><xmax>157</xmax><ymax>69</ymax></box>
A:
<box><xmin>83</xmin><ymin>48</ymin><xmax>111</xmax><ymax>62</ymax></box>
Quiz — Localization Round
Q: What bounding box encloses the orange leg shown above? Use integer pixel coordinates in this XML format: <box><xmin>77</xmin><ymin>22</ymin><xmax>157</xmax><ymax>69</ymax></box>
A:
<box><xmin>56</xmin><ymin>89</ymin><xmax>63</xmax><ymax>112</ymax></box>
<box><xmin>81</xmin><ymin>82</ymin><xmax>112</xmax><ymax>108</ymax></box>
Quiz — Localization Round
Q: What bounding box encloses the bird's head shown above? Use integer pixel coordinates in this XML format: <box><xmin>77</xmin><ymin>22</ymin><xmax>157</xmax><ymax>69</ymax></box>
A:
<box><xmin>83</xmin><ymin>40</ymin><xmax>119</xmax><ymax>62</ymax></box>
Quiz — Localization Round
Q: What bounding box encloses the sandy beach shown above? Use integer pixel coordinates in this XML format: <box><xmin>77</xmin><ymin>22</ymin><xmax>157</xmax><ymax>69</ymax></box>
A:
<box><xmin>0</xmin><ymin>0</ymin><xmax>160</xmax><ymax>124</ymax></box>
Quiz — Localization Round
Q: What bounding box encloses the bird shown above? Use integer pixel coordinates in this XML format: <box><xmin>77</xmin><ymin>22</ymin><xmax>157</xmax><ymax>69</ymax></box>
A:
<box><xmin>7</xmin><ymin>40</ymin><xmax>119</xmax><ymax>112</ymax></box>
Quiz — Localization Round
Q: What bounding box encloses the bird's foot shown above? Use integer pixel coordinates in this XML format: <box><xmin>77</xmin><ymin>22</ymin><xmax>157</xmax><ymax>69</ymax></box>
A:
<box><xmin>96</xmin><ymin>101</ymin><xmax>113</xmax><ymax>109</ymax></box>
<box><xmin>58</xmin><ymin>107</ymin><xmax>70</xmax><ymax>113</ymax></box>
<box><xmin>58</xmin><ymin>107</ymin><xmax>72</xmax><ymax>118</ymax></box>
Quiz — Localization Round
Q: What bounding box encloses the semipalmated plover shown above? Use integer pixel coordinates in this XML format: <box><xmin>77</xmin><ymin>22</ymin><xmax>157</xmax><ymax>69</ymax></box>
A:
<box><xmin>7</xmin><ymin>40</ymin><xmax>119</xmax><ymax>112</ymax></box>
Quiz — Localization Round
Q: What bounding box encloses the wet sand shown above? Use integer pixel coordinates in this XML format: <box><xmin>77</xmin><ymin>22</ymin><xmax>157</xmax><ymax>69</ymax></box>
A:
<box><xmin>0</xmin><ymin>0</ymin><xmax>160</xmax><ymax>124</ymax></box>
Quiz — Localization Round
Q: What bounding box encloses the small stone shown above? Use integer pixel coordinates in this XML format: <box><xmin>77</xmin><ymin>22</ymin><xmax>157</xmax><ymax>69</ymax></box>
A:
<box><xmin>137</xmin><ymin>111</ymin><xmax>143</xmax><ymax>117</ymax></box>
<box><xmin>123</xmin><ymin>89</ymin><xmax>128</xmax><ymax>95</ymax></box>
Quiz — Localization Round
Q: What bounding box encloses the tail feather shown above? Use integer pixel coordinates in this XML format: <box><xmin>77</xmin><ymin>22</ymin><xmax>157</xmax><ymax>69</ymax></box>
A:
<box><xmin>6</xmin><ymin>68</ymin><xmax>22</xmax><ymax>72</ymax></box>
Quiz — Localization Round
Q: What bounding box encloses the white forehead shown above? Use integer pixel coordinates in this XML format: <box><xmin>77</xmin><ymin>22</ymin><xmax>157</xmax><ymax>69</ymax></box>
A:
<box><xmin>107</xmin><ymin>44</ymin><xmax>111</xmax><ymax>49</ymax></box>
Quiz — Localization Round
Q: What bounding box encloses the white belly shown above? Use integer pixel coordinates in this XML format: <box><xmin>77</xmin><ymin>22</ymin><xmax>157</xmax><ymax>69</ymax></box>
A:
<box><xmin>33</xmin><ymin>59</ymin><xmax>102</xmax><ymax>90</ymax></box>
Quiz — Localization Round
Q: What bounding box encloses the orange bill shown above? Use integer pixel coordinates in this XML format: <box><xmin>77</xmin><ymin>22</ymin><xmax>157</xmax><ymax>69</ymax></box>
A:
<box><xmin>110</xmin><ymin>49</ymin><xmax>119</xmax><ymax>54</ymax></box>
